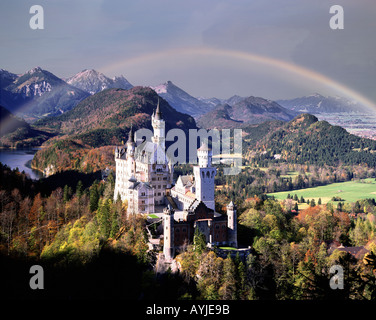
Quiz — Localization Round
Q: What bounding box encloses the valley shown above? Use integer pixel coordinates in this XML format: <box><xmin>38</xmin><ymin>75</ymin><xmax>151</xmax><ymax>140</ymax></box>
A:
<box><xmin>316</xmin><ymin>112</ymin><xmax>376</xmax><ymax>140</ymax></box>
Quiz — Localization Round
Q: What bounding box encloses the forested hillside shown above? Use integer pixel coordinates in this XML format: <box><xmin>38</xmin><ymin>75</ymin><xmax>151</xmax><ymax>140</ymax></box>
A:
<box><xmin>31</xmin><ymin>87</ymin><xmax>197</xmax><ymax>175</ymax></box>
<box><xmin>249</xmin><ymin>114</ymin><xmax>376</xmax><ymax>167</ymax></box>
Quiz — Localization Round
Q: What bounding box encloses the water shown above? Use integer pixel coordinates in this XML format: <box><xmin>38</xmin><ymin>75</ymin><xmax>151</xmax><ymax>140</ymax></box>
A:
<box><xmin>0</xmin><ymin>148</ymin><xmax>44</xmax><ymax>180</ymax></box>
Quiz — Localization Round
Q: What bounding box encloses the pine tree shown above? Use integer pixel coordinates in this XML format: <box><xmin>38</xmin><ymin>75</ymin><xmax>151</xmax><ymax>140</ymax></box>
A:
<box><xmin>97</xmin><ymin>199</ymin><xmax>111</xmax><ymax>239</ymax></box>
<box><xmin>110</xmin><ymin>205</ymin><xmax>120</xmax><ymax>238</ymax></box>
<box><xmin>89</xmin><ymin>181</ymin><xmax>99</xmax><ymax>212</ymax></box>
<box><xmin>219</xmin><ymin>255</ymin><xmax>237</xmax><ymax>300</ymax></box>
<box><xmin>63</xmin><ymin>185</ymin><xmax>71</xmax><ymax>203</ymax></box>
<box><xmin>193</xmin><ymin>228</ymin><xmax>207</xmax><ymax>254</ymax></box>
<box><xmin>76</xmin><ymin>180</ymin><xmax>83</xmax><ymax>199</ymax></box>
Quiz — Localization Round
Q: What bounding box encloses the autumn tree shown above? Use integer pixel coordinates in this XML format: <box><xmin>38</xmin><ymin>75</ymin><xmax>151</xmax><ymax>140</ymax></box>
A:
<box><xmin>218</xmin><ymin>255</ymin><xmax>237</xmax><ymax>300</ymax></box>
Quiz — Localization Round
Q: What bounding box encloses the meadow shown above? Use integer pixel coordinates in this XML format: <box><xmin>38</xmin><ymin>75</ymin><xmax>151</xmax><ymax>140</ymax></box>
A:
<box><xmin>268</xmin><ymin>178</ymin><xmax>376</xmax><ymax>206</ymax></box>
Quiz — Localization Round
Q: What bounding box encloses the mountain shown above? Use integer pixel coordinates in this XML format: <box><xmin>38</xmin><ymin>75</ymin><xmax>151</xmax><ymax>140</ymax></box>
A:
<box><xmin>250</xmin><ymin>113</ymin><xmax>376</xmax><ymax>167</ymax></box>
<box><xmin>32</xmin><ymin>86</ymin><xmax>197</xmax><ymax>174</ymax></box>
<box><xmin>0</xmin><ymin>67</ymin><xmax>90</xmax><ymax>120</ymax></box>
<box><xmin>196</xmin><ymin>96</ymin><xmax>298</xmax><ymax>129</ymax></box>
<box><xmin>0</xmin><ymin>105</ymin><xmax>52</xmax><ymax>148</ymax></box>
<box><xmin>66</xmin><ymin>69</ymin><xmax>133</xmax><ymax>95</ymax></box>
<box><xmin>196</xmin><ymin>96</ymin><xmax>224</xmax><ymax>109</ymax></box>
<box><xmin>276</xmin><ymin>94</ymin><xmax>370</xmax><ymax>114</ymax></box>
<box><xmin>36</xmin><ymin>86</ymin><xmax>196</xmax><ymax>139</ymax></box>
<box><xmin>150</xmin><ymin>81</ymin><xmax>214</xmax><ymax>117</ymax></box>
<box><xmin>0</xmin><ymin>69</ymin><xmax>18</xmax><ymax>87</ymax></box>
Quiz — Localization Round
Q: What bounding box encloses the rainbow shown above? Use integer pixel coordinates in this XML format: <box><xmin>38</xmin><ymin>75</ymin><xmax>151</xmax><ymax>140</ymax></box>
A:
<box><xmin>100</xmin><ymin>47</ymin><xmax>376</xmax><ymax>112</ymax></box>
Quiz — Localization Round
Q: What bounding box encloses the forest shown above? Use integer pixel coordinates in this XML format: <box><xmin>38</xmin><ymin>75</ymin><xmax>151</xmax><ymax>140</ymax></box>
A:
<box><xmin>1</xmin><ymin>161</ymin><xmax>376</xmax><ymax>300</ymax></box>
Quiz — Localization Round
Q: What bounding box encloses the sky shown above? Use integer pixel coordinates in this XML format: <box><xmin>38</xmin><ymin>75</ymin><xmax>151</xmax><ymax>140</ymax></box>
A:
<box><xmin>0</xmin><ymin>0</ymin><xmax>375</xmax><ymax>104</ymax></box>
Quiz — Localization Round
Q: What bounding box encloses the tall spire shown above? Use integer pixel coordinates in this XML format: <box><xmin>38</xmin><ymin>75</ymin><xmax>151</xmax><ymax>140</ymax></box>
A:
<box><xmin>154</xmin><ymin>97</ymin><xmax>162</xmax><ymax>120</ymax></box>
<box><xmin>127</xmin><ymin>124</ymin><xmax>135</xmax><ymax>144</ymax></box>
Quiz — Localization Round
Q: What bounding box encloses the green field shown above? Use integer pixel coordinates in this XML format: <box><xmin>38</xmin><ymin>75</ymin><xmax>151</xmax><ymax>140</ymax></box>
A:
<box><xmin>268</xmin><ymin>178</ymin><xmax>376</xmax><ymax>205</ymax></box>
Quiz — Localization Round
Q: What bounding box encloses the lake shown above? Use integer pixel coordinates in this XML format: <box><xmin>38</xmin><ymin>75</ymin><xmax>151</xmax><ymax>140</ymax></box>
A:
<box><xmin>0</xmin><ymin>148</ymin><xmax>44</xmax><ymax>180</ymax></box>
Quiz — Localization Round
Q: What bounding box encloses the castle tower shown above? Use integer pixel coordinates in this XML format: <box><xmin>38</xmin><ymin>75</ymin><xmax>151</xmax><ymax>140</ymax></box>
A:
<box><xmin>152</xmin><ymin>99</ymin><xmax>165</xmax><ymax>150</ymax></box>
<box><xmin>163</xmin><ymin>205</ymin><xmax>175</xmax><ymax>260</ymax></box>
<box><xmin>193</xmin><ymin>142</ymin><xmax>216</xmax><ymax>210</ymax></box>
<box><xmin>126</xmin><ymin>126</ymin><xmax>136</xmax><ymax>176</ymax></box>
<box><xmin>227</xmin><ymin>201</ymin><xmax>238</xmax><ymax>248</ymax></box>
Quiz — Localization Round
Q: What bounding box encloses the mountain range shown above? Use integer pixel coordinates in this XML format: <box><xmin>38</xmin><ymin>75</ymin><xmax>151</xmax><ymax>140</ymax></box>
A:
<box><xmin>1</xmin><ymin>66</ymin><xmax>371</xmax><ymax>125</ymax></box>
<box><xmin>0</xmin><ymin>67</ymin><xmax>90</xmax><ymax>121</ymax></box>
<box><xmin>196</xmin><ymin>96</ymin><xmax>298</xmax><ymax>129</ymax></box>
<box><xmin>276</xmin><ymin>93</ymin><xmax>370</xmax><ymax>114</ymax></box>
<box><xmin>0</xmin><ymin>67</ymin><xmax>133</xmax><ymax>121</ymax></box>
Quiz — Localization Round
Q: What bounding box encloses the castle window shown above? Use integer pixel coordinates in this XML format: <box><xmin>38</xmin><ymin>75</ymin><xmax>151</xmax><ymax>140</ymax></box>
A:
<box><xmin>206</xmin><ymin>171</ymin><xmax>210</xmax><ymax>178</ymax></box>
<box><xmin>202</xmin><ymin>172</ymin><xmax>204</xmax><ymax>179</ymax></box>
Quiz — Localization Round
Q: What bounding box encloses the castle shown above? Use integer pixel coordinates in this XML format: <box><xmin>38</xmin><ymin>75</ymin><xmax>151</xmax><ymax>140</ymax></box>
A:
<box><xmin>114</xmin><ymin>100</ymin><xmax>237</xmax><ymax>259</ymax></box>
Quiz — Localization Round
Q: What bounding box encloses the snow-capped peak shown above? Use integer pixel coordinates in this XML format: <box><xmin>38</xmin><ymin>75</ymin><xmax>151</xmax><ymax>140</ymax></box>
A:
<box><xmin>66</xmin><ymin>69</ymin><xmax>133</xmax><ymax>95</ymax></box>
<box><xmin>27</xmin><ymin>66</ymin><xmax>43</xmax><ymax>74</ymax></box>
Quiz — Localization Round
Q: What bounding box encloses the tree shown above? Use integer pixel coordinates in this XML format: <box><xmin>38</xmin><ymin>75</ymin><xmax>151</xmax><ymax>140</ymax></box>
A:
<box><xmin>193</xmin><ymin>228</ymin><xmax>207</xmax><ymax>254</ymax></box>
<box><xmin>110</xmin><ymin>205</ymin><xmax>120</xmax><ymax>238</ymax></box>
<box><xmin>97</xmin><ymin>199</ymin><xmax>111</xmax><ymax>239</ymax></box>
<box><xmin>63</xmin><ymin>184</ymin><xmax>72</xmax><ymax>203</ymax></box>
<box><xmin>76</xmin><ymin>180</ymin><xmax>83</xmax><ymax>199</ymax></box>
<box><xmin>89</xmin><ymin>181</ymin><xmax>99</xmax><ymax>213</ymax></box>
<box><xmin>218</xmin><ymin>255</ymin><xmax>237</xmax><ymax>300</ymax></box>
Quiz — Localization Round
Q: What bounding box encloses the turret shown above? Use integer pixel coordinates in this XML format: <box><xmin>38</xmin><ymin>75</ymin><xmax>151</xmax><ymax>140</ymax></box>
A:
<box><xmin>227</xmin><ymin>201</ymin><xmax>238</xmax><ymax>248</ymax></box>
<box><xmin>126</xmin><ymin>126</ymin><xmax>136</xmax><ymax>157</ymax></box>
<box><xmin>197</xmin><ymin>142</ymin><xmax>212</xmax><ymax>167</ymax></box>
<box><xmin>163</xmin><ymin>205</ymin><xmax>175</xmax><ymax>260</ymax></box>
<box><xmin>152</xmin><ymin>99</ymin><xmax>165</xmax><ymax>150</ymax></box>
<box><xmin>193</xmin><ymin>142</ymin><xmax>216</xmax><ymax>210</ymax></box>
